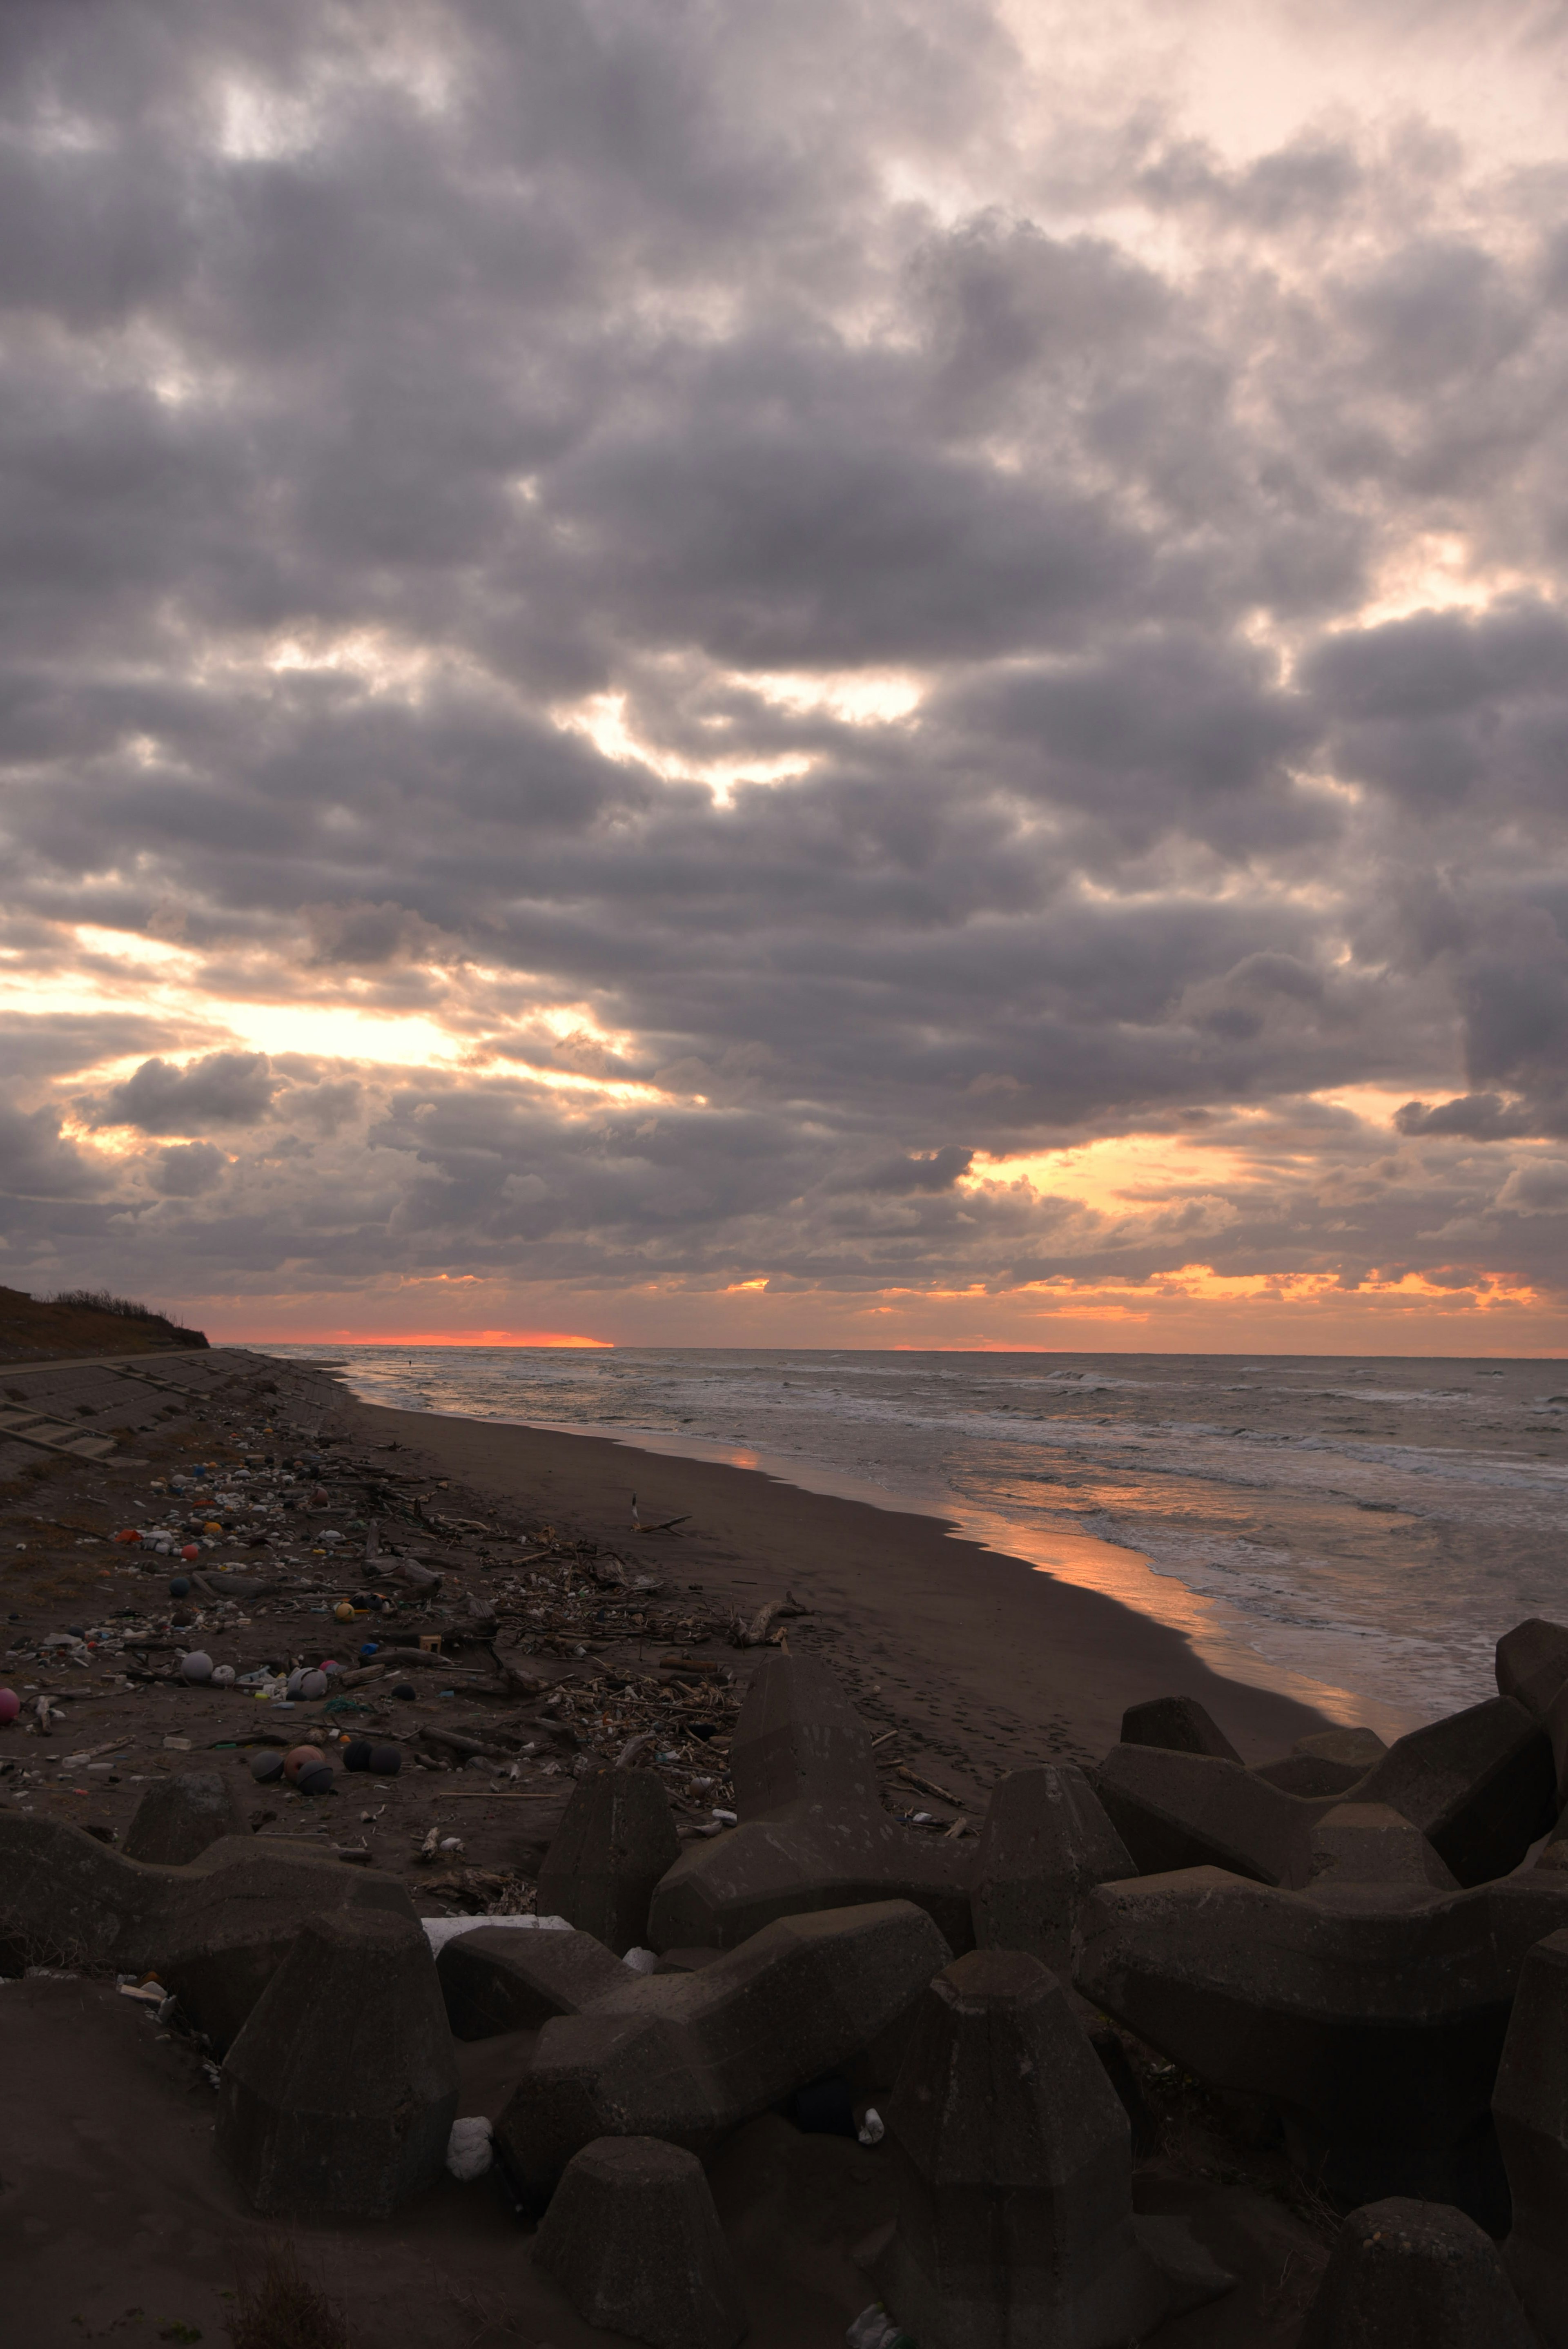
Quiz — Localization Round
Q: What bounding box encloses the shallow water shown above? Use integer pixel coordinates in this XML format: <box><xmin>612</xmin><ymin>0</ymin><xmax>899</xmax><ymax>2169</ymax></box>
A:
<box><xmin>255</xmin><ymin>1344</ymin><xmax>1568</xmax><ymax>1732</ymax></box>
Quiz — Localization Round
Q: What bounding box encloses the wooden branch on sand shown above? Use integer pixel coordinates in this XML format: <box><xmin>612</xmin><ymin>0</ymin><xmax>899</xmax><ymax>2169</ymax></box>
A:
<box><xmin>727</xmin><ymin>1592</ymin><xmax>809</xmax><ymax>1648</ymax></box>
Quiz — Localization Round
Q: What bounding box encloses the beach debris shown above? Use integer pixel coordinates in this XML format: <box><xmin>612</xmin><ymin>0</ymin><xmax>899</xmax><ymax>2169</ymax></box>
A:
<box><xmin>873</xmin><ymin>1949</ymin><xmax>1174</xmax><ymax>2349</ymax></box>
<box><xmin>728</xmin><ymin>1591</ymin><xmax>807</xmax><ymax>1648</ymax></box>
<box><xmin>1493</xmin><ymin>1925</ymin><xmax>1568</xmax><ymax>2336</ymax></box>
<box><xmin>969</xmin><ymin>1763</ymin><xmax>1133</xmax><ymax>1976</ymax></box>
<box><xmin>538</xmin><ymin>1764</ymin><xmax>681</xmax><ymax>1956</ymax></box>
<box><xmin>1351</xmin><ymin>1695</ymin><xmax>1555</xmax><ymax>1885</ymax></box>
<box><xmin>218</xmin><ymin>1909</ymin><xmax>457</xmax><ymax>2216</ymax></box>
<box><xmin>445</xmin><ymin>2114</ymin><xmax>494</xmax><ymax>2180</ymax></box>
<box><xmin>498</xmin><ymin>1898</ymin><xmax>952</xmax><ymax>2195</ymax></box>
<box><xmin>438</xmin><ymin>1919</ymin><xmax>630</xmax><ymax>2039</ymax></box>
<box><xmin>1296</xmin><ymin>2197</ymin><xmax>1536</xmax><ymax>2347</ymax></box>
<box><xmin>533</xmin><ymin>2136</ymin><xmax>747</xmax><ymax>2349</ymax></box>
<box><xmin>1091</xmin><ymin>1742</ymin><xmax>1323</xmax><ymax>1888</ymax></box>
<box><xmin>846</xmin><ymin>2307</ymin><xmax>912</xmax><ymax>2349</ymax></box>
<box><xmin>178</xmin><ymin>1649</ymin><xmax>214</xmax><ymax>1685</ymax></box>
<box><xmin>122</xmin><ymin>1770</ymin><xmax>248</xmax><ymax>1868</ymax></box>
<box><xmin>649</xmin><ymin>1654</ymin><xmax>974</xmax><ymax>1953</ymax></box>
<box><xmin>1120</xmin><ymin>1694</ymin><xmax>1241</xmax><ymax>1763</ymax></box>
<box><xmin>1075</xmin><ymin>1845</ymin><xmax>1568</xmax><ymax>2223</ymax></box>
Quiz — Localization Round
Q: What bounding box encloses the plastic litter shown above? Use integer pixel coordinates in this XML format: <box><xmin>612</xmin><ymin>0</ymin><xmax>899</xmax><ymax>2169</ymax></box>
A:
<box><xmin>846</xmin><ymin>2306</ymin><xmax>914</xmax><ymax>2349</ymax></box>
<box><xmin>446</xmin><ymin>2115</ymin><xmax>493</xmax><ymax>2180</ymax></box>
<box><xmin>178</xmin><ymin>1652</ymin><xmax>214</xmax><ymax>1685</ymax></box>
<box><xmin>858</xmin><ymin>2107</ymin><xmax>886</xmax><ymax>2146</ymax></box>
<box><xmin>0</xmin><ymin>1690</ymin><xmax>18</xmax><ymax>1724</ymax></box>
<box><xmin>622</xmin><ymin>1946</ymin><xmax>659</xmax><ymax>1974</ymax></box>
<box><xmin>249</xmin><ymin>1750</ymin><xmax>285</xmax><ymax>1785</ymax></box>
<box><xmin>283</xmin><ymin>1744</ymin><xmax>325</xmax><ymax>1782</ymax></box>
<box><xmin>420</xmin><ymin>1913</ymin><xmax>571</xmax><ymax>1955</ymax></box>
<box><xmin>210</xmin><ymin>1665</ymin><xmax>236</xmax><ymax>1689</ymax></box>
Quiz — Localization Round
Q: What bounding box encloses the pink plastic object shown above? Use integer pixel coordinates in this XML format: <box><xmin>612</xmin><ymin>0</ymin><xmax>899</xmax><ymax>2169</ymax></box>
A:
<box><xmin>0</xmin><ymin>1689</ymin><xmax>19</xmax><ymax>1724</ymax></box>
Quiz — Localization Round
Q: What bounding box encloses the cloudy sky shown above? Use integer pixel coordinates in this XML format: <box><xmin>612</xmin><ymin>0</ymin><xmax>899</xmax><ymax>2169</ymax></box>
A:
<box><xmin>3</xmin><ymin>0</ymin><xmax>1568</xmax><ymax>1351</ymax></box>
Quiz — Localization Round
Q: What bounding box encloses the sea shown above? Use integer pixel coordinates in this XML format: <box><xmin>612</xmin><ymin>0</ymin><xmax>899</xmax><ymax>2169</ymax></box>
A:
<box><xmin>251</xmin><ymin>1345</ymin><xmax>1568</xmax><ymax>1738</ymax></box>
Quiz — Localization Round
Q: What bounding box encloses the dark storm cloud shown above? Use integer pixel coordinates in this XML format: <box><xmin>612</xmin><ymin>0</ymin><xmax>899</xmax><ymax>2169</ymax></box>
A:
<box><xmin>0</xmin><ymin>0</ymin><xmax>1566</xmax><ymax>1316</ymax></box>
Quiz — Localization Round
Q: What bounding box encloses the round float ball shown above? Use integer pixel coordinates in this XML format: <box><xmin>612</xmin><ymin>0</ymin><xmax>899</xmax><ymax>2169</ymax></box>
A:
<box><xmin>296</xmin><ymin>1760</ymin><xmax>334</xmax><ymax>1797</ymax></box>
<box><xmin>180</xmin><ymin>1544</ymin><xmax>200</xmax><ymax>1562</ymax></box>
<box><xmin>168</xmin><ymin>1576</ymin><xmax>191</xmax><ymax>1599</ymax></box>
<box><xmin>210</xmin><ymin>1664</ymin><xmax>236</xmax><ymax>1689</ymax></box>
<box><xmin>343</xmin><ymin>1738</ymin><xmax>373</xmax><ymax>1772</ymax></box>
<box><xmin>179</xmin><ymin>1651</ymin><xmax>214</xmax><ymax>1685</ymax></box>
<box><xmin>390</xmin><ymin>1681</ymin><xmax>416</xmax><ymax>1702</ymax></box>
<box><xmin>368</xmin><ymin>1743</ymin><xmax>403</xmax><ymax>1775</ymax></box>
<box><xmin>249</xmin><ymin>1749</ymin><xmax>285</xmax><ymax>1784</ymax></box>
<box><xmin>333</xmin><ymin>1600</ymin><xmax>355</xmax><ymax>1623</ymax></box>
<box><xmin>297</xmin><ymin>1669</ymin><xmax>329</xmax><ymax>1700</ymax></box>
<box><xmin>283</xmin><ymin>1743</ymin><xmax>325</xmax><ymax>1783</ymax></box>
<box><xmin>0</xmin><ymin>1688</ymin><xmax>19</xmax><ymax>1724</ymax></box>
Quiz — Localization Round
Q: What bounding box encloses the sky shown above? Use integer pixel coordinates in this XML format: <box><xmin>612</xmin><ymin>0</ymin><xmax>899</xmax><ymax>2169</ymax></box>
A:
<box><xmin>2</xmin><ymin>0</ymin><xmax>1568</xmax><ymax>1354</ymax></box>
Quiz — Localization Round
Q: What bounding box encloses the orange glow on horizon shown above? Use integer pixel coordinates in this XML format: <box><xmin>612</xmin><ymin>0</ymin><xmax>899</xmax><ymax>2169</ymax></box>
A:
<box><xmin>223</xmin><ymin>1327</ymin><xmax>613</xmax><ymax>1349</ymax></box>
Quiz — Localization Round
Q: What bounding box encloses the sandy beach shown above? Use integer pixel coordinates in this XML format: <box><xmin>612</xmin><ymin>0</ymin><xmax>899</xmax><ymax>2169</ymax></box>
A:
<box><xmin>352</xmin><ymin>1393</ymin><xmax>1334</xmax><ymax>1773</ymax></box>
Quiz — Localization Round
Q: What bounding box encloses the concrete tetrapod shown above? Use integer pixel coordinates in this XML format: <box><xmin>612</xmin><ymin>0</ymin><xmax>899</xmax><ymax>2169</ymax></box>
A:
<box><xmin>121</xmin><ymin>1770</ymin><xmax>249</xmax><ymax>1867</ymax></box>
<box><xmin>438</xmin><ymin>1922</ymin><xmax>630</xmax><ymax>2039</ymax></box>
<box><xmin>875</xmin><ymin>1949</ymin><xmax>1169</xmax><ymax>2349</ymax></box>
<box><xmin>538</xmin><ymin>1765</ymin><xmax>680</xmax><ymax>1956</ymax></box>
<box><xmin>0</xmin><ymin>1812</ymin><xmax>416</xmax><ymax>2048</ymax></box>
<box><xmin>1494</xmin><ymin>1926</ymin><xmax>1568</xmax><ymax>2342</ymax></box>
<box><xmin>1119</xmin><ymin>1695</ymin><xmax>1241</xmax><ymax>1762</ymax></box>
<box><xmin>218</xmin><ymin>1909</ymin><xmax>458</xmax><ymax>2217</ymax></box>
<box><xmin>1075</xmin><ymin>1853</ymin><xmax>1568</xmax><ymax>2222</ymax></box>
<box><xmin>1252</xmin><ymin>1727</ymin><xmax>1385</xmax><ymax>1801</ymax></box>
<box><xmin>533</xmin><ymin>2137</ymin><xmax>747</xmax><ymax>2349</ymax></box>
<box><xmin>1091</xmin><ymin>1743</ymin><xmax>1327</xmax><ymax>1886</ymax></box>
<box><xmin>969</xmin><ymin>1765</ymin><xmax>1134</xmax><ymax>1975</ymax></box>
<box><xmin>1352</xmin><ymin>1695</ymin><xmax>1554</xmax><ymax>1886</ymax></box>
<box><xmin>1497</xmin><ymin>1616</ymin><xmax>1568</xmax><ymax>1722</ymax></box>
<box><xmin>649</xmin><ymin>1654</ymin><xmax>973</xmax><ymax>1953</ymax></box>
<box><xmin>497</xmin><ymin>1898</ymin><xmax>951</xmax><ymax>2196</ymax></box>
<box><xmin>1296</xmin><ymin>2197</ymin><xmax>1536</xmax><ymax>2348</ymax></box>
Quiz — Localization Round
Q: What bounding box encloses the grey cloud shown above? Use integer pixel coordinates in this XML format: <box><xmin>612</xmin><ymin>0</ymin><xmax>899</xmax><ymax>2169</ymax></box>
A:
<box><xmin>98</xmin><ymin>1052</ymin><xmax>278</xmax><ymax>1133</ymax></box>
<box><xmin>147</xmin><ymin>1140</ymin><xmax>227</xmax><ymax>1197</ymax></box>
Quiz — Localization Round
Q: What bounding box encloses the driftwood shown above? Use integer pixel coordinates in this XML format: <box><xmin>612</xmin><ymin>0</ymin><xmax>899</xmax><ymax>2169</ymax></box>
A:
<box><xmin>727</xmin><ymin>1592</ymin><xmax>809</xmax><ymax>1648</ymax></box>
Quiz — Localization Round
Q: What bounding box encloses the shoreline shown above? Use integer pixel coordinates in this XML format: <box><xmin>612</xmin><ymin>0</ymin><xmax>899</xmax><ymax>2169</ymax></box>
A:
<box><xmin>337</xmin><ymin>1389</ymin><xmax>1339</xmax><ymax>1766</ymax></box>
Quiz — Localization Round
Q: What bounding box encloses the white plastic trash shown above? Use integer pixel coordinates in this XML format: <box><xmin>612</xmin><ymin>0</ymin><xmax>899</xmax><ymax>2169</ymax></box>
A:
<box><xmin>420</xmin><ymin>1914</ymin><xmax>571</xmax><ymax>1956</ymax></box>
<box><xmin>858</xmin><ymin>2106</ymin><xmax>886</xmax><ymax>2146</ymax></box>
<box><xmin>622</xmin><ymin>1946</ymin><xmax>659</xmax><ymax>1974</ymax></box>
<box><xmin>446</xmin><ymin>2115</ymin><xmax>493</xmax><ymax>2180</ymax></box>
<box><xmin>846</xmin><ymin>2306</ymin><xmax>911</xmax><ymax>2349</ymax></box>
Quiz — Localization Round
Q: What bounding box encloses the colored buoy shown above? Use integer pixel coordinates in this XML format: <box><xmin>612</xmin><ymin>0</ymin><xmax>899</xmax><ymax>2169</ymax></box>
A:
<box><xmin>283</xmin><ymin>1743</ymin><xmax>325</xmax><ymax>1782</ymax></box>
<box><xmin>179</xmin><ymin>1651</ymin><xmax>214</xmax><ymax>1685</ymax></box>
<box><xmin>0</xmin><ymin>1689</ymin><xmax>19</xmax><ymax>1724</ymax></box>
<box><xmin>169</xmin><ymin>1576</ymin><xmax>191</xmax><ymax>1598</ymax></box>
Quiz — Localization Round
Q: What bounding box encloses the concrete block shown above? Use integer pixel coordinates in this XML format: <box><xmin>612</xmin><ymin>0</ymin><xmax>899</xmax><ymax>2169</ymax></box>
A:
<box><xmin>1498</xmin><ymin>1616</ymin><xmax>1568</xmax><ymax>1721</ymax></box>
<box><xmin>969</xmin><ymin>1765</ymin><xmax>1133</xmax><ymax>1974</ymax></box>
<box><xmin>122</xmin><ymin>1771</ymin><xmax>249</xmax><ymax>1867</ymax></box>
<box><xmin>730</xmin><ymin>1651</ymin><xmax>880</xmax><ymax>1816</ymax></box>
<box><xmin>1253</xmin><ymin>1725</ymin><xmax>1388</xmax><ymax>1801</ymax></box>
<box><xmin>1297</xmin><ymin>1726</ymin><xmax>1388</xmax><ymax>1772</ymax></box>
<box><xmin>538</xmin><ymin>1765</ymin><xmax>680</xmax><ymax>1955</ymax></box>
<box><xmin>0</xmin><ymin>1814</ymin><xmax>415</xmax><ymax>2048</ymax></box>
<box><xmin>1119</xmin><ymin>1695</ymin><xmax>1241</xmax><ymax>1763</ymax></box>
<box><xmin>1354</xmin><ymin>1696</ymin><xmax>1555</xmax><ymax>1885</ymax></box>
<box><xmin>498</xmin><ymin>1898</ymin><xmax>951</xmax><ymax>2194</ymax></box>
<box><xmin>1494</xmin><ymin>1926</ymin><xmax>1568</xmax><ymax>2343</ymax></box>
<box><xmin>650</xmin><ymin>1805</ymin><xmax>975</xmax><ymax>1954</ymax></box>
<box><xmin>1304</xmin><ymin>1802</ymin><xmax>1458</xmax><ymax>1912</ymax></box>
<box><xmin>438</xmin><ymin>1921</ymin><xmax>629</xmax><ymax>2039</ymax></box>
<box><xmin>1298</xmin><ymin>2197</ymin><xmax>1536</xmax><ymax>2348</ymax></box>
<box><xmin>1092</xmin><ymin>1743</ymin><xmax>1322</xmax><ymax>1887</ymax></box>
<box><xmin>875</xmin><ymin>1948</ymin><xmax>1169</xmax><ymax>2349</ymax></box>
<box><xmin>218</xmin><ymin>1909</ymin><xmax>458</xmax><ymax>2216</ymax></box>
<box><xmin>533</xmin><ymin>2137</ymin><xmax>746</xmax><ymax>2349</ymax></box>
<box><xmin>1076</xmin><ymin>1863</ymin><xmax>1568</xmax><ymax>2222</ymax></box>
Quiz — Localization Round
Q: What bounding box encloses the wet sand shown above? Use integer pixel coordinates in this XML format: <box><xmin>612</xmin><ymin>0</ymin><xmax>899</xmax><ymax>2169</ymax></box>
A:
<box><xmin>351</xmin><ymin>1397</ymin><xmax>1334</xmax><ymax>1769</ymax></box>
